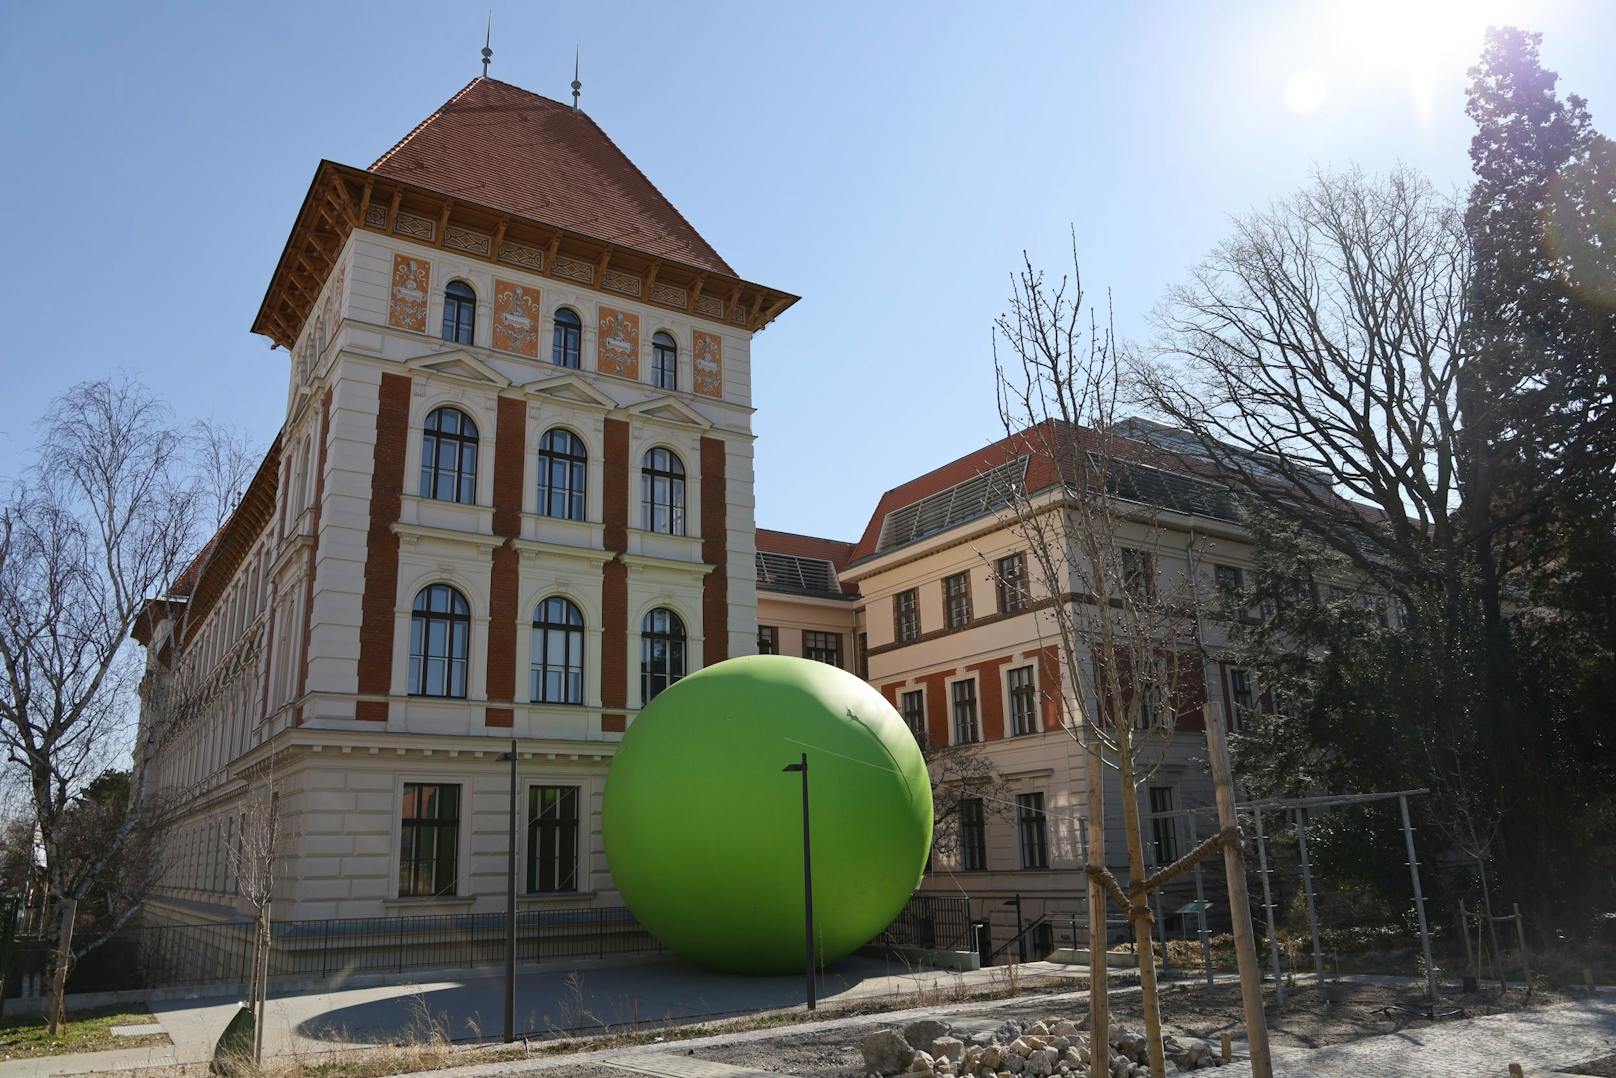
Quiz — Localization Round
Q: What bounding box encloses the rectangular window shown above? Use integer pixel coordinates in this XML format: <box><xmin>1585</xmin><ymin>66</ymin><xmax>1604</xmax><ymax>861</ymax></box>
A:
<box><xmin>1008</xmin><ymin>664</ymin><xmax>1039</xmax><ymax>736</ymax></box>
<box><xmin>757</xmin><ymin>625</ymin><xmax>778</xmax><ymax>655</ymax></box>
<box><xmin>894</xmin><ymin>588</ymin><xmax>920</xmax><ymax>643</ymax></box>
<box><xmin>952</xmin><ymin>679</ymin><xmax>980</xmax><ymax>743</ymax></box>
<box><xmin>1228</xmin><ymin>668</ymin><xmax>1255</xmax><ymax>730</ymax></box>
<box><xmin>1120</xmin><ymin>548</ymin><xmax>1155</xmax><ymax>601</ymax></box>
<box><xmin>399</xmin><ymin>783</ymin><xmax>461</xmax><ymax>898</ymax></box>
<box><xmin>803</xmin><ymin>630</ymin><xmax>842</xmax><ymax>667</ymax></box>
<box><xmin>943</xmin><ymin>571</ymin><xmax>972</xmax><ymax>629</ymax></box>
<box><xmin>1148</xmin><ymin>786</ymin><xmax>1178</xmax><ymax>866</ymax></box>
<box><xmin>1361</xmin><ymin>592</ymin><xmax>1389</xmax><ymax>626</ymax></box>
<box><xmin>1017</xmin><ymin>792</ymin><xmax>1049</xmax><ymax>870</ymax></box>
<box><xmin>900</xmin><ymin>689</ymin><xmax>927</xmax><ymax>746</ymax></box>
<box><xmin>960</xmin><ymin>798</ymin><xmax>987</xmax><ymax>871</ymax></box>
<box><xmin>1214</xmin><ymin>564</ymin><xmax>1243</xmax><ymax>598</ymax></box>
<box><xmin>996</xmin><ymin>553</ymin><xmax>1028</xmax><ymax>613</ymax></box>
<box><xmin>527</xmin><ymin>785</ymin><xmax>579</xmax><ymax>893</ymax></box>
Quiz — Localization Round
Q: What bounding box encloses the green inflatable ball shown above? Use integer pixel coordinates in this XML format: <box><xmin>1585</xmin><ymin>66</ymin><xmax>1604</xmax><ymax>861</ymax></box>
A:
<box><xmin>602</xmin><ymin>654</ymin><xmax>932</xmax><ymax>974</ymax></box>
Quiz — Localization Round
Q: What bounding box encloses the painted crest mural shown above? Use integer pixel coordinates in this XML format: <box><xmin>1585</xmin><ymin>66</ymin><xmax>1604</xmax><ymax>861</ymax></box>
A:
<box><xmin>492</xmin><ymin>279</ymin><xmax>542</xmax><ymax>358</ymax></box>
<box><xmin>597</xmin><ymin>306</ymin><xmax>641</xmax><ymax>379</ymax></box>
<box><xmin>387</xmin><ymin>253</ymin><xmax>430</xmax><ymax>332</ymax></box>
<box><xmin>693</xmin><ymin>330</ymin><xmax>723</xmax><ymax>398</ymax></box>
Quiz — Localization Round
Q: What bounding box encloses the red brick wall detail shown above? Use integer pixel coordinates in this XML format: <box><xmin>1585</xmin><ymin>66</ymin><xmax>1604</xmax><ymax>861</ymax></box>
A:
<box><xmin>700</xmin><ymin>436</ymin><xmax>728</xmax><ymax>664</ymax></box>
<box><xmin>356</xmin><ymin>372</ymin><xmax>411</xmax><ymax>721</ymax></box>
<box><xmin>965</xmin><ymin>655</ymin><xmax>1013</xmax><ymax>741</ymax></box>
<box><xmin>484</xmin><ymin>395</ymin><xmax>525</xmax><ymax>726</ymax></box>
<box><xmin>879</xmin><ymin>682</ymin><xmax>904</xmax><ymax>708</ymax></box>
<box><xmin>602</xmin><ymin>714</ymin><xmax>626</xmax><ymax>733</ymax></box>
<box><xmin>916</xmin><ymin>670</ymin><xmax>952</xmax><ymax>748</ymax></box>
<box><xmin>1028</xmin><ymin>645</ymin><xmax>1063</xmax><ymax>731</ymax></box>
<box><xmin>293</xmin><ymin>389</ymin><xmax>332</xmax><ymax>725</ymax></box>
<box><xmin>601</xmin><ymin>560</ymin><xmax>628</xmax><ymax>709</ymax></box>
<box><xmin>601</xmin><ymin>418</ymin><xmax>631</xmax><ymax>710</ymax></box>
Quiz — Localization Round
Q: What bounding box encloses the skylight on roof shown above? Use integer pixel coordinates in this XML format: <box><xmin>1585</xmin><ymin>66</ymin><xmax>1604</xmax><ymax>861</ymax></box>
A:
<box><xmin>755</xmin><ymin>551</ymin><xmax>840</xmax><ymax>595</ymax></box>
<box><xmin>876</xmin><ymin>457</ymin><xmax>1028</xmax><ymax>553</ymax></box>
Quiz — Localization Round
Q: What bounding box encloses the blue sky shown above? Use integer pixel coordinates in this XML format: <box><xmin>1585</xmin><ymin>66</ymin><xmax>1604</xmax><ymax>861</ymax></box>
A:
<box><xmin>2</xmin><ymin>1</ymin><xmax>1611</xmax><ymax>543</ymax></box>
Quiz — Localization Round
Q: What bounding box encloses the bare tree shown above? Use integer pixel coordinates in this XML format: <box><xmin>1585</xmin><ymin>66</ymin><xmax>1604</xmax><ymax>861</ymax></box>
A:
<box><xmin>1137</xmin><ymin>165</ymin><xmax>1472</xmax><ymax>626</ymax></box>
<box><xmin>924</xmin><ymin>741</ymin><xmax>1013</xmax><ymax>864</ymax></box>
<box><xmin>227</xmin><ymin>764</ymin><xmax>282</xmax><ymax>1065</ymax></box>
<box><xmin>990</xmin><ymin>241</ymin><xmax>1230</xmax><ymax>1078</ymax></box>
<box><xmin>0</xmin><ymin>377</ymin><xmax>253</xmax><ymax>1033</ymax></box>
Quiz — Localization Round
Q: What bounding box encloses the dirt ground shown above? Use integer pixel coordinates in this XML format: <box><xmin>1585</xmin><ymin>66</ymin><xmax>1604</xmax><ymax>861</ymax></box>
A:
<box><xmin>1569</xmin><ymin>1052</ymin><xmax>1616</xmax><ymax>1077</ymax></box>
<box><xmin>692</xmin><ymin>978</ymin><xmax>1568</xmax><ymax>1074</ymax></box>
<box><xmin>1117</xmin><ymin>979</ymin><xmax>1569</xmax><ymax>1050</ymax></box>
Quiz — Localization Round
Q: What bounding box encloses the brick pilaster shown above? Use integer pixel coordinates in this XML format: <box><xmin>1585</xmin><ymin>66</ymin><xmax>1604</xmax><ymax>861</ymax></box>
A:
<box><xmin>355</xmin><ymin>372</ymin><xmax>411</xmax><ymax>722</ymax></box>
<box><xmin>600</xmin><ymin>417</ymin><xmax>630</xmax><ymax>727</ymax></box>
<box><xmin>485</xmin><ymin>395</ymin><xmax>525</xmax><ymax>728</ymax></box>
<box><xmin>699</xmin><ymin>436</ymin><xmax>728</xmax><ymax>665</ymax></box>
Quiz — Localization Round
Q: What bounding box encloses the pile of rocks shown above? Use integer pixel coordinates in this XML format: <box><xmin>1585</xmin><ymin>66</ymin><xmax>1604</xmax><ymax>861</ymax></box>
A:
<box><xmin>860</xmin><ymin>1016</ymin><xmax>1225</xmax><ymax>1078</ymax></box>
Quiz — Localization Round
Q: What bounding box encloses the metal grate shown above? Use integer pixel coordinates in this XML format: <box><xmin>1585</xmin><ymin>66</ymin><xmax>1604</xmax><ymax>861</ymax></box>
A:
<box><xmin>877</xmin><ymin>458</ymin><xmax>1028</xmax><ymax>553</ymax></box>
<box><xmin>755</xmin><ymin>551</ymin><xmax>840</xmax><ymax>596</ymax></box>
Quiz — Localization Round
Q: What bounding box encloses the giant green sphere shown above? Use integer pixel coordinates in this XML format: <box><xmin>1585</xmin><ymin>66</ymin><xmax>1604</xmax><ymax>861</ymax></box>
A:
<box><xmin>602</xmin><ymin>655</ymin><xmax>932</xmax><ymax>974</ymax></box>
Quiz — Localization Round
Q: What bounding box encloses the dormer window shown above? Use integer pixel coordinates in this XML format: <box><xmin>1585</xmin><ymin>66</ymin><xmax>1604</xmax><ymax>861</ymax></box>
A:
<box><xmin>652</xmin><ymin>331</ymin><xmax>678</xmax><ymax>390</ymax></box>
<box><xmin>442</xmin><ymin>281</ymin><xmax>476</xmax><ymax>345</ymax></box>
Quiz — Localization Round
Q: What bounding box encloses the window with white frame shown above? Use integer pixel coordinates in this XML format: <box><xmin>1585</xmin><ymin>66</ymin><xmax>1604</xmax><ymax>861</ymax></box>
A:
<box><xmin>951</xmin><ymin>678</ymin><xmax>980</xmax><ymax>743</ymax></box>
<box><xmin>399</xmin><ymin>782</ymin><xmax>460</xmax><ymax>897</ymax></box>
<box><xmin>900</xmin><ymin>689</ymin><xmax>926</xmax><ymax>745</ymax></box>
<box><xmin>531</xmin><ymin>597</ymin><xmax>584</xmax><ymax>705</ymax></box>
<box><xmin>1017</xmin><ymin>792</ymin><xmax>1049</xmax><ymax>869</ymax></box>
<box><xmin>527</xmin><ymin>785</ymin><xmax>579</xmax><ymax>893</ymax></box>
<box><xmin>1008</xmin><ymin>664</ymin><xmax>1038</xmax><ymax>736</ymax></box>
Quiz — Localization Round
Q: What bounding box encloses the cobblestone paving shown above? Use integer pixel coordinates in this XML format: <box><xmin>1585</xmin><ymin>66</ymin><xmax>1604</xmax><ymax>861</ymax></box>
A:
<box><xmin>1222</xmin><ymin>996</ymin><xmax>1616</xmax><ymax>1077</ymax></box>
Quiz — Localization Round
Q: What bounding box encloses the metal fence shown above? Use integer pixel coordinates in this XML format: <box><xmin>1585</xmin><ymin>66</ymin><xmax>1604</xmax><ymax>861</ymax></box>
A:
<box><xmin>878</xmin><ymin>894</ymin><xmax>973</xmax><ymax>951</ymax></box>
<box><xmin>6</xmin><ymin>893</ymin><xmax>961</xmax><ymax>999</ymax></box>
<box><xmin>3</xmin><ymin>905</ymin><xmax>662</xmax><ymax>999</ymax></box>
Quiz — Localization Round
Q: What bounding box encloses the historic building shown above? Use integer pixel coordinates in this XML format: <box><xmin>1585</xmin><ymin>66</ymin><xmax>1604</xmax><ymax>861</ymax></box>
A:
<box><xmin>134</xmin><ymin>73</ymin><xmax>1390</xmax><ymax>967</ymax></box>
<box><xmin>134</xmin><ymin>75</ymin><xmax>796</xmax><ymax>926</ymax></box>
<box><xmin>754</xmin><ymin>419</ymin><xmax>1380</xmax><ymax>959</ymax></box>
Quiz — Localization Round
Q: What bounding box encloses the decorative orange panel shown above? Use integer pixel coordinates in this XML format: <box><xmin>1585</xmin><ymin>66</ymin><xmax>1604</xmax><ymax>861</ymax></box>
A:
<box><xmin>491</xmin><ymin>279</ymin><xmax>541</xmax><ymax>358</ymax></box>
<box><xmin>693</xmin><ymin>329</ymin><xmax>723</xmax><ymax>398</ymax></box>
<box><xmin>597</xmin><ymin>306</ymin><xmax>640</xmax><ymax>379</ymax></box>
<box><xmin>387</xmin><ymin>253</ymin><xmax>430</xmax><ymax>332</ymax></box>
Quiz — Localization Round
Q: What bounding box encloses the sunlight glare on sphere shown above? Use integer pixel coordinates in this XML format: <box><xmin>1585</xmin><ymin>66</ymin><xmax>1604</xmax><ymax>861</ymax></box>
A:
<box><xmin>1283</xmin><ymin>69</ymin><xmax>1330</xmax><ymax>114</ymax></box>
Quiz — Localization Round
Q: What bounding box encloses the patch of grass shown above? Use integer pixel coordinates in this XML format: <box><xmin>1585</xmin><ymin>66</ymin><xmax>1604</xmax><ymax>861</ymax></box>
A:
<box><xmin>0</xmin><ymin>1004</ymin><xmax>170</xmax><ymax>1060</ymax></box>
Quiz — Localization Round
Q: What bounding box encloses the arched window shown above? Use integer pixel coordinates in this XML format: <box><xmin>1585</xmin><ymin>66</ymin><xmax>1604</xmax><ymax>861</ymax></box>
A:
<box><xmin>641</xmin><ymin>447</ymin><xmax>685</xmax><ymax>534</ymax></box>
<box><xmin>641</xmin><ymin>608</ymin><xmax>686</xmax><ymax>703</ymax></box>
<box><xmin>531</xmin><ymin>597</ymin><xmax>585</xmax><ymax>705</ymax></box>
<box><xmin>552</xmin><ymin>308</ymin><xmax>582</xmax><ymax>369</ymax></box>
<box><xmin>536</xmin><ymin>429</ymin><xmax>587</xmax><ymax>521</ymax></box>
<box><xmin>442</xmin><ymin>281</ymin><xmax>476</xmax><ymax>345</ymax></box>
<box><xmin>409</xmin><ymin>584</ymin><xmax>470</xmax><ymax>698</ymax></box>
<box><xmin>420</xmin><ymin>407</ymin><xmax>478</xmax><ymax>504</ymax></box>
<box><xmin>651</xmin><ymin>331</ymin><xmax>678</xmax><ymax>390</ymax></box>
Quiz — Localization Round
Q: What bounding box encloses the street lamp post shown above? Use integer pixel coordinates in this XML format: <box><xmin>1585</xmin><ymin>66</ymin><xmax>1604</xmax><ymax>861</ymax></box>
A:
<box><xmin>782</xmin><ymin>753</ymin><xmax>815</xmax><ymax>1011</ymax></box>
<box><xmin>500</xmin><ymin>738</ymin><xmax>518</xmax><ymax>1043</ymax></box>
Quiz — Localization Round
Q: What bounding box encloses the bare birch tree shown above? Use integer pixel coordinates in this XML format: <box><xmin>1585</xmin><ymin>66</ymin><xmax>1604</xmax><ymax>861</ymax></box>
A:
<box><xmin>989</xmin><ymin>242</ymin><xmax>1230</xmax><ymax>1078</ymax></box>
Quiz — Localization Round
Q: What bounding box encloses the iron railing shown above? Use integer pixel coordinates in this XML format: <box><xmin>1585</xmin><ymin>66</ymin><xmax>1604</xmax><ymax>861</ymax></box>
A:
<box><xmin>4</xmin><ymin>905</ymin><xmax>662</xmax><ymax>998</ymax></box>
<box><xmin>877</xmin><ymin>894</ymin><xmax>973</xmax><ymax>952</ymax></box>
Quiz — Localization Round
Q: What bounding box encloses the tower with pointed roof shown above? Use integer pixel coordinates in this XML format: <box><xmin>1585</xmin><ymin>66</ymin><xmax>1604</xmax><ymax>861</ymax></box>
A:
<box><xmin>134</xmin><ymin>75</ymin><xmax>795</xmax><ymax>929</ymax></box>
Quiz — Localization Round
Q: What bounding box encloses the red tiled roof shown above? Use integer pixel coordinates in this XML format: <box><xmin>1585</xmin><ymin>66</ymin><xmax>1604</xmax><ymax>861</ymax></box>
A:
<box><xmin>370</xmin><ymin>78</ymin><xmax>734</xmax><ymax>276</ymax></box>
<box><xmin>755</xmin><ymin>528</ymin><xmax>856</xmax><ymax>570</ymax></box>
<box><xmin>848</xmin><ymin>421</ymin><xmax>1085</xmax><ymax>563</ymax></box>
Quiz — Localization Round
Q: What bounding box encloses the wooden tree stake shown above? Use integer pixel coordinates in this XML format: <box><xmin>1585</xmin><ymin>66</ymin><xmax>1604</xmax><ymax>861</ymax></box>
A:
<box><xmin>1203</xmin><ymin>703</ymin><xmax>1272</xmax><ymax>1078</ymax></box>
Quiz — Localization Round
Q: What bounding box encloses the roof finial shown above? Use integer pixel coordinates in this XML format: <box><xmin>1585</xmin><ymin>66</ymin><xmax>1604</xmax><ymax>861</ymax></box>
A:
<box><xmin>571</xmin><ymin>47</ymin><xmax>582</xmax><ymax>112</ymax></box>
<box><xmin>481</xmin><ymin>13</ymin><xmax>493</xmax><ymax>78</ymax></box>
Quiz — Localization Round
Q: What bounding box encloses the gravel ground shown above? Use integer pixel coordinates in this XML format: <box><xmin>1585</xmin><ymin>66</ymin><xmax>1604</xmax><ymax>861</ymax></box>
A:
<box><xmin>689</xmin><ymin>979</ymin><xmax>1571</xmax><ymax>1074</ymax></box>
<box><xmin>1569</xmin><ymin>1051</ymin><xmax>1616</xmax><ymax>1076</ymax></box>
